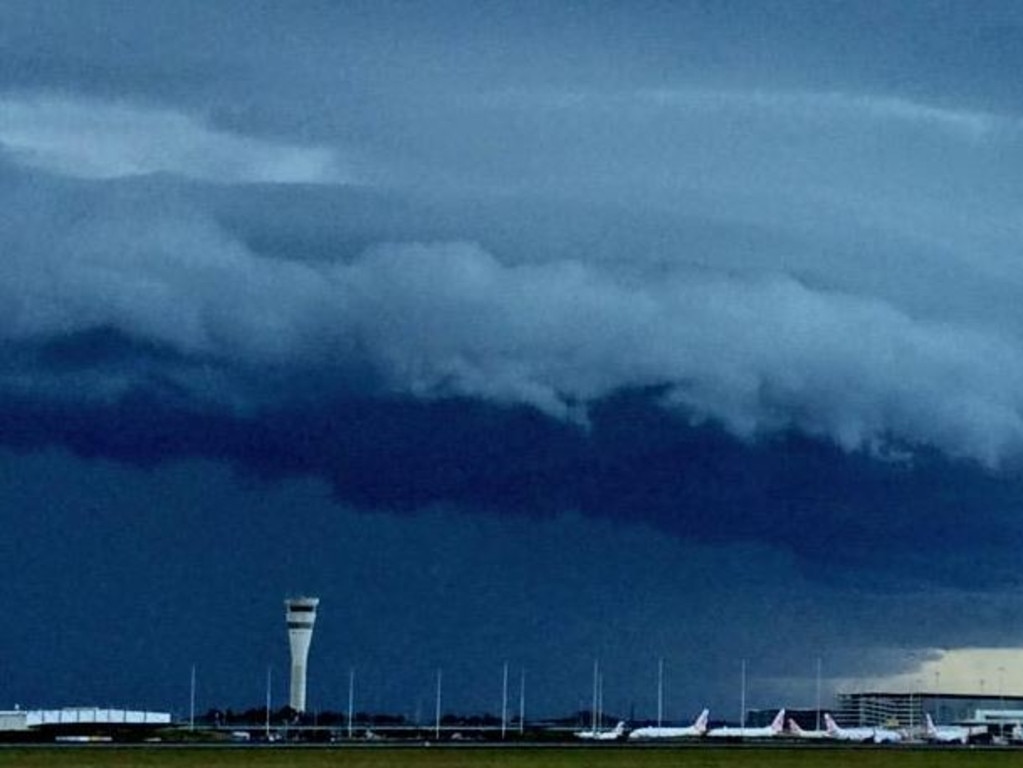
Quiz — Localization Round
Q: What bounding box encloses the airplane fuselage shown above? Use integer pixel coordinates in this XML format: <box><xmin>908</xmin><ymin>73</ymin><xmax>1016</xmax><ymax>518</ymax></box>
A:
<box><xmin>707</xmin><ymin>726</ymin><xmax>778</xmax><ymax>738</ymax></box>
<box><xmin>629</xmin><ymin>726</ymin><xmax>701</xmax><ymax>739</ymax></box>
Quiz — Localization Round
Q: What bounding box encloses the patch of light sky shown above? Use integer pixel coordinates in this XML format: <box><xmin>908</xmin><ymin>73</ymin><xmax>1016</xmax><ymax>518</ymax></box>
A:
<box><xmin>840</xmin><ymin>648</ymin><xmax>1023</xmax><ymax>697</ymax></box>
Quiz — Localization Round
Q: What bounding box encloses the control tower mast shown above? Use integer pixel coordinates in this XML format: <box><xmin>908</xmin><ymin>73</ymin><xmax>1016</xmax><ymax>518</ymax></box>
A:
<box><xmin>285</xmin><ymin>596</ymin><xmax>319</xmax><ymax>712</ymax></box>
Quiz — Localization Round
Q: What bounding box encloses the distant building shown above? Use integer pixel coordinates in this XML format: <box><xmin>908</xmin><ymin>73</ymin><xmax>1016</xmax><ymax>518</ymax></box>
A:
<box><xmin>836</xmin><ymin>691</ymin><xmax>1023</xmax><ymax>728</ymax></box>
<box><xmin>0</xmin><ymin>711</ymin><xmax>27</xmax><ymax>732</ymax></box>
<box><xmin>22</xmin><ymin>707</ymin><xmax>171</xmax><ymax>727</ymax></box>
<box><xmin>0</xmin><ymin>707</ymin><xmax>171</xmax><ymax>739</ymax></box>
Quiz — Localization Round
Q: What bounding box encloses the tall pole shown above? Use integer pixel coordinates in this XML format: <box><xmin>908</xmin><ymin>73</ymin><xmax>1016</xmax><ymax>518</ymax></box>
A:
<box><xmin>815</xmin><ymin>657</ymin><xmax>822</xmax><ymax>732</ymax></box>
<box><xmin>265</xmin><ymin>665</ymin><xmax>272</xmax><ymax>740</ymax></box>
<box><xmin>658</xmin><ymin>658</ymin><xmax>664</xmax><ymax>728</ymax></box>
<box><xmin>914</xmin><ymin>678</ymin><xmax>922</xmax><ymax>734</ymax></box>
<box><xmin>347</xmin><ymin>668</ymin><xmax>355</xmax><ymax>739</ymax></box>
<box><xmin>519</xmin><ymin>668</ymin><xmax>526</xmax><ymax>735</ymax></box>
<box><xmin>189</xmin><ymin>664</ymin><xmax>196</xmax><ymax>732</ymax></box>
<box><xmin>501</xmin><ymin>662</ymin><xmax>509</xmax><ymax>740</ymax></box>
<box><xmin>591</xmin><ymin>659</ymin><xmax>599</xmax><ymax>733</ymax></box>
<box><xmin>434</xmin><ymin>669</ymin><xmax>443</xmax><ymax>740</ymax></box>
<box><xmin>740</xmin><ymin>658</ymin><xmax>747</xmax><ymax>733</ymax></box>
<box><xmin>912</xmin><ymin>687</ymin><xmax>920</xmax><ymax>736</ymax></box>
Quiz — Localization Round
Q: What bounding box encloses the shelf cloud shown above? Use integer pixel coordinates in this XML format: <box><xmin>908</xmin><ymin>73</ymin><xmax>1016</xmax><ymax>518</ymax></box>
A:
<box><xmin>5</xmin><ymin>181</ymin><xmax>1023</xmax><ymax>469</ymax></box>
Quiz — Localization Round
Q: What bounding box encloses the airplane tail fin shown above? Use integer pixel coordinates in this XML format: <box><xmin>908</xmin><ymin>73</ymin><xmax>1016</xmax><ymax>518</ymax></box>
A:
<box><xmin>788</xmin><ymin>718</ymin><xmax>804</xmax><ymax>735</ymax></box>
<box><xmin>924</xmin><ymin>713</ymin><xmax>937</xmax><ymax>735</ymax></box>
<box><xmin>824</xmin><ymin>713</ymin><xmax>841</xmax><ymax>734</ymax></box>
<box><xmin>694</xmin><ymin>709</ymin><xmax>709</xmax><ymax>734</ymax></box>
<box><xmin>613</xmin><ymin>721</ymin><xmax>626</xmax><ymax>736</ymax></box>
<box><xmin>770</xmin><ymin>709</ymin><xmax>786</xmax><ymax>733</ymax></box>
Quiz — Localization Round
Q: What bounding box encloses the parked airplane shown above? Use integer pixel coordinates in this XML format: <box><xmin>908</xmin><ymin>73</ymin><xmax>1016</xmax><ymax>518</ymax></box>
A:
<box><xmin>628</xmin><ymin>709</ymin><xmax>709</xmax><ymax>740</ymax></box>
<box><xmin>1010</xmin><ymin>723</ymin><xmax>1023</xmax><ymax>744</ymax></box>
<box><xmin>924</xmin><ymin>713</ymin><xmax>986</xmax><ymax>744</ymax></box>
<box><xmin>707</xmin><ymin>709</ymin><xmax>785</xmax><ymax>738</ymax></box>
<box><xmin>788</xmin><ymin>718</ymin><xmax>830</xmax><ymax>739</ymax></box>
<box><xmin>575</xmin><ymin>721</ymin><xmax>627</xmax><ymax>740</ymax></box>
<box><xmin>824</xmin><ymin>713</ymin><xmax>902</xmax><ymax>744</ymax></box>
<box><xmin>872</xmin><ymin>725</ymin><xmax>903</xmax><ymax>744</ymax></box>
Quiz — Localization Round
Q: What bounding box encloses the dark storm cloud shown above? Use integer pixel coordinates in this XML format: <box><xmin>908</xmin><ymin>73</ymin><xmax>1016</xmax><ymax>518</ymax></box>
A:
<box><xmin>5</xmin><ymin>165</ymin><xmax>1023</xmax><ymax>466</ymax></box>
<box><xmin>5</xmin><ymin>75</ymin><xmax>1023</xmax><ymax>592</ymax></box>
<box><xmin>2</xmin><ymin>384</ymin><xmax>1021</xmax><ymax>591</ymax></box>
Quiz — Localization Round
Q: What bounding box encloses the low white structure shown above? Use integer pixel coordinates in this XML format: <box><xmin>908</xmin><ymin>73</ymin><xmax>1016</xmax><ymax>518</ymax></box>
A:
<box><xmin>0</xmin><ymin>711</ymin><xmax>28</xmax><ymax>732</ymax></box>
<box><xmin>0</xmin><ymin>708</ymin><xmax>170</xmax><ymax>731</ymax></box>
<box><xmin>27</xmin><ymin>708</ymin><xmax>171</xmax><ymax>726</ymax></box>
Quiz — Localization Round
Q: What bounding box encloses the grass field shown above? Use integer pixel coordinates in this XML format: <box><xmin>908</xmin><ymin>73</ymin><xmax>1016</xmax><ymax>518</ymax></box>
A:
<box><xmin>1</xmin><ymin>746</ymin><xmax>1021</xmax><ymax>768</ymax></box>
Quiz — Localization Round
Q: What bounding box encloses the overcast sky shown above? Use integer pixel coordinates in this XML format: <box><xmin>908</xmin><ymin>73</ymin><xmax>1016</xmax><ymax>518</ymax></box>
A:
<box><xmin>4</xmin><ymin>0</ymin><xmax>1023</xmax><ymax>721</ymax></box>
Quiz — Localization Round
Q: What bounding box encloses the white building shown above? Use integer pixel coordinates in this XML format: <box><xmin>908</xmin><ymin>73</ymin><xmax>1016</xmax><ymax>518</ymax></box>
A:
<box><xmin>0</xmin><ymin>707</ymin><xmax>171</xmax><ymax>733</ymax></box>
<box><xmin>285</xmin><ymin>596</ymin><xmax>320</xmax><ymax>712</ymax></box>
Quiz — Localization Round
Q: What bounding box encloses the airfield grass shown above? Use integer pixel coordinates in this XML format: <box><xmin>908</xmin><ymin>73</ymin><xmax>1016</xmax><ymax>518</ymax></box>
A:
<box><xmin>1</xmin><ymin>747</ymin><xmax>1022</xmax><ymax>768</ymax></box>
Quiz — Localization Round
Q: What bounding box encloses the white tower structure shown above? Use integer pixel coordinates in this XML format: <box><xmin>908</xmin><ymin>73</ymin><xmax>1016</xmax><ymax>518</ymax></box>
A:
<box><xmin>285</xmin><ymin>596</ymin><xmax>319</xmax><ymax>712</ymax></box>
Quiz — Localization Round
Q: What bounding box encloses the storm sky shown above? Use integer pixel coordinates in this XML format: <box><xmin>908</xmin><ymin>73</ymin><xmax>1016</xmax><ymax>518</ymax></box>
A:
<box><xmin>4</xmin><ymin>0</ymin><xmax>1023</xmax><ymax>721</ymax></box>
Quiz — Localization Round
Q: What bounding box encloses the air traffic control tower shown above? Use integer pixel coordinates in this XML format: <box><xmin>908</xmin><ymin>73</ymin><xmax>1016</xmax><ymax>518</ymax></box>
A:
<box><xmin>285</xmin><ymin>596</ymin><xmax>319</xmax><ymax>712</ymax></box>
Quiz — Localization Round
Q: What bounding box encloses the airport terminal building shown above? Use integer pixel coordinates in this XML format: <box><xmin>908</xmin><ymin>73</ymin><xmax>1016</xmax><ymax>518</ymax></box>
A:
<box><xmin>836</xmin><ymin>691</ymin><xmax>1023</xmax><ymax>728</ymax></box>
<box><xmin>0</xmin><ymin>707</ymin><xmax>171</xmax><ymax>741</ymax></box>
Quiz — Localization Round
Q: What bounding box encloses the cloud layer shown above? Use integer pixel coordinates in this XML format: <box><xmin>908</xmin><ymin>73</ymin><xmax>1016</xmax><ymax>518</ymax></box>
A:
<box><xmin>4</xmin><ymin>80</ymin><xmax>1023</xmax><ymax>582</ymax></box>
<box><xmin>5</xmin><ymin>172</ymin><xmax>1023</xmax><ymax>469</ymax></box>
<box><xmin>0</xmin><ymin>96</ymin><xmax>348</xmax><ymax>184</ymax></box>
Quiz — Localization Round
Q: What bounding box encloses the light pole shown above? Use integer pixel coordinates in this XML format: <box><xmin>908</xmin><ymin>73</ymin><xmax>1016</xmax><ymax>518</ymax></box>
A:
<box><xmin>434</xmin><ymin>669</ymin><xmax>442</xmax><ymax>740</ymax></box>
<box><xmin>815</xmin><ymin>657</ymin><xmax>822</xmax><ymax>732</ymax></box>
<box><xmin>519</xmin><ymin>668</ymin><xmax>526</xmax><ymax>735</ymax></box>
<box><xmin>502</xmin><ymin>662</ymin><xmax>509</xmax><ymax>740</ymax></box>
<box><xmin>657</xmin><ymin>658</ymin><xmax>664</xmax><ymax>729</ymax></box>
<box><xmin>910</xmin><ymin>678</ymin><xmax>920</xmax><ymax>736</ymax></box>
<box><xmin>740</xmin><ymin>658</ymin><xmax>747</xmax><ymax>733</ymax></box>
<box><xmin>189</xmin><ymin>664</ymin><xmax>196</xmax><ymax>732</ymax></box>
<box><xmin>347</xmin><ymin>668</ymin><xmax>355</xmax><ymax>740</ymax></box>
<box><xmin>265</xmin><ymin>666</ymin><xmax>272</xmax><ymax>741</ymax></box>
